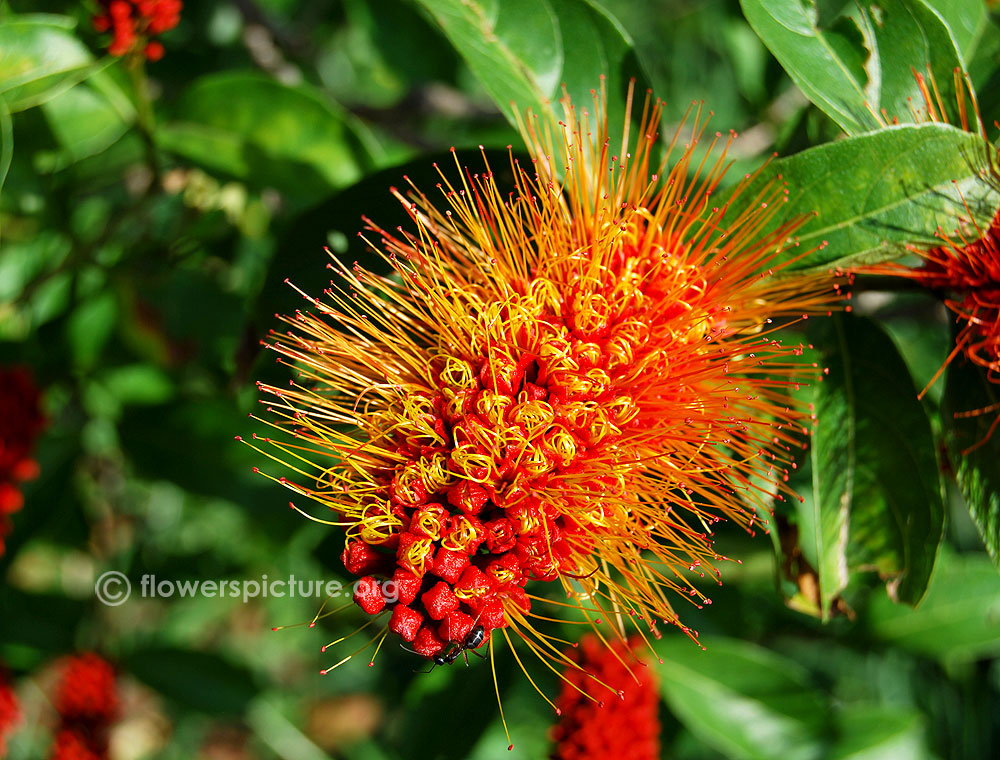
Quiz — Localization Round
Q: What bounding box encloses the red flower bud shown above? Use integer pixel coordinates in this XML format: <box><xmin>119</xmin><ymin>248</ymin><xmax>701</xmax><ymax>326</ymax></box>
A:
<box><xmin>412</xmin><ymin>625</ymin><xmax>446</xmax><ymax>658</ymax></box>
<box><xmin>431</xmin><ymin>547</ymin><xmax>469</xmax><ymax>584</ymax></box>
<box><xmin>390</xmin><ymin>568</ymin><xmax>422</xmax><ymax>606</ymax></box>
<box><xmin>353</xmin><ymin>576</ymin><xmax>385</xmax><ymax>615</ymax></box>
<box><xmin>388</xmin><ymin>605</ymin><xmax>422</xmax><ymax>642</ymax></box>
<box><xmin>420</xmin><ymin>581</ymin><xmax>460</xmax><ymax>621</ymax></box>
<box><xmin>341</xmin><ymin>540</ymin><xmax>385</xmax><ymax>576</ymax></box>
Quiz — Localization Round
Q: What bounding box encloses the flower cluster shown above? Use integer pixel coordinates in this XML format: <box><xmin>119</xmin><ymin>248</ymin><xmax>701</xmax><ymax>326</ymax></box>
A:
<box><xmin>92</xmin><ymin>0</ymin><xmax>182</xmax><ymax>61</ymax></box>
<box><xmin>0</xmin><ymin>367</ymin><xmax>45</xmax><ymax>558</ymax></box>
<box><xmin>247</xmin><ymin>87</ymin><xmax>835</xmax><ymax>680</ymax></box>
<box><xmin>551</xmin><ymin>635</ymin><xmax>659</xmax><ymax>759</ymax></box>
<box><xmin>0</xmin><ymin>670</ymin><xmax>20</xmax><ymax>756</ymax></box>
<box><xmin>48</xmin><ymin>654</ymin><xmax>119</xmax><ymax>760</ymax></box>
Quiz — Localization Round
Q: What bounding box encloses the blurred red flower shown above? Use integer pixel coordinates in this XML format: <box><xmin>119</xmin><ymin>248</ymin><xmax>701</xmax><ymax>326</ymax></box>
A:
<box><xmin>551</xmin><ymin>635</ymin><xmax>659</xmax><ymax>760</ymax></box>
<box><xmin>92</xmin><ymin>0</ymin><xmax>181</xmax><ymax>60</ymax></box>
<box><xmin>0</xmin><ymin>671</ymin><xmax>21</xmax><ymax>756</ymax></box>
<box><xmin>0</xmin><ymin>366</ymin><xmax>45</xmax><ymax>557</ymax></box>
<box><xmin>47</xmin><ymin>654</ymin><xmax>119</xmax><ymax>760</ymax></box>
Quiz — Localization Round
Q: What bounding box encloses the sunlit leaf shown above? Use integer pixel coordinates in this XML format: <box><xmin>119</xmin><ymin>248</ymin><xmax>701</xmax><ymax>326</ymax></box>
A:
<box><xmin>40</xmin><ymin>71</ymin><xmax>136</xmax><ymax>164</ymax></box>
<box><xmin>831</xmin><ymin>707</ymin><xmax>928</xmax><ymax>760</ymax></box>
<box><xmin>921</xmin><ymin>0</ymin><xmax>987</xmax><ymax>61</ymax></box>
<box><xmin>740</xmin><ymin>0</ymin><xmax>969</xmax><ymax>135</ymax></box>
<box><xmin>0</xmin><ymin>14</ymin><xmax>105</xmax><ymax>113</ymax></box>
<box><xmin>657</xmin><ymin>637</ymin><xmax>829</xmax><ymax>760</ymax></box>
<box><xmin>413</xmin><ymin>0</ymin><xmax>645</xmax><ymax>137</ymax></box>
<box><xmin>741</xmin><ymin>123</ymin><xmax>998</xmax><ymax>273</ymax></box>
<box><xmin>864</xmin><ymin>550</ymin><xmax>1000</xmax><ymax>661</ymax></box>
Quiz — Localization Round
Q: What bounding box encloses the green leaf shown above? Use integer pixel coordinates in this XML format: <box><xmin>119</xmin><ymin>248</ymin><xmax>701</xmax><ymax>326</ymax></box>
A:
<box><xmin>158</xmin><ymin>72</ymin><xmax>371</xmax><ymax>204</ymax></box>
<box><xmin>124</xmin><ymin>647</ymin><xmax>257</xmax><ymax>714</ymax></box>
<box><xmin>66</xmin><ymin>290</ymin><xmax>118</xmax><ymax>369</ymax></box>
<box><xmin>740</xmin><ymin>0</ymin><xmax>969</xmax><ymax>135</ymax></box>
<box><xmin>743</xmin><ymin>123</ymin><xmax>998</xmax><ymax>273</ymax></box>
<box><xmin>657</xmin><ymin>637</ymin><xmax>829</xmax><ymax>760</ymax></box>
<box><xmin>803</xmin><ymin>314</ymin><xmax>943</xmax><ymax>616</ymax></box>
<box><xmin>830</xmin><ymin>707</ymin><xmax>928</xmax><ymax>760</ymax></box>
<box><xmin>920</xmin><ymin>0</ymin><xmax>987</xmax><ymax>61</ymax></box>
<box><xmin>941</xmin><ymin>357</ymin><xmax>1000</xmax><ymax>564</ymax></box>
<box><xmin>99</xmin><ymin>364</ymin><xmax>175</xmax><ymax>405</ymax></box>
<box><xmin>40</xmin><ymin>71</ymin><xmax>136</xmax><ymax>164</ymax></box>
<box><xmin>863</xmin><ymin>549</ymin><xmax>1000</xmax><ymax>662</ymax></box>
<box><xmin>0</xmin><ymin>95</ymin><xmax>11</xmax><ymax>231</ymax></box>
<box><xmin>0</xmin><ymin>15</ymin><xmax>104</xmax><ymax>113</ymax></box>
<box><xmin>413</xmin><ymin>0</ymin><xmax>645</xmax><ymax>137</ymax></box>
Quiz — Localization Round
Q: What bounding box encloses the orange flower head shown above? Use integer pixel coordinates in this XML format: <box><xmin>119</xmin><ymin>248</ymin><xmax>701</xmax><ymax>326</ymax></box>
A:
<box><xmin>551</xmin><ymin>635</ymin><xmax>659</xmax><ymax>760</ymax></box>
<box><xmin>245</xmin><ymin>83</ymin><xmax>837</xmax><ymax>704</ymax></box>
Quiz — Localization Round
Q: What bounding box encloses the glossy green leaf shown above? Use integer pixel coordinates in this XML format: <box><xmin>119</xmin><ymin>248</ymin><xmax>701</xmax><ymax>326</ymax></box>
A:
<box><xmin>657</xmin><ymin>637</ymin><xmax>829</xmax><ymax>760</ymax></box>
<box><xmin>942</xmin><ymin>358</ymin><xmax>1000</xmax><ymax>565</ymax></box>
<box><xmin>739</xmin><ymin>0</ymin><xmax>878</xmax><ymax>135</ymax></box>
<box><xmin>158</xmin><ymin>72</ymin><xmax>370</xmax><ymax>203</ymax></box>
<box><xmin>864</xmin><ymin>550</ymin><xmax>1000</xmax><ymax>661</ymax></box>
<box><xmin>741</xmin><ymin>0</ymin><xmax>968</xmax><ymax>135</ymax></box>
<box><xmin>921</xmin><ymin>0</ymin><xmax>987</xmax><ymax>61</ymax></box>
<box><xmin>831</xmin><ymin>707</ymin><xmax>928</xmax><ymax>760</ymax></box>
<box><xmin>859</xmin><ymin>1</ymin><xmax>971</xmax><ymax>127</ymax></box>
<box><xmin>414</xmin><ymin>0</ymin><xmax>644</xmax><ymax>136</ymax></box>
<box><xmin>804</xmin><ymin>314</ymin><xmax>942</xmax><ymax>616</ymax></box>
<box><xmin>742</xmin><ymin>123</ymin><xmax>998</xmax><ymax>273</ymax></box>
<box><xmin>0</xmin><ymin>15</ymin><xmax>103</xmax><ymax>113</ymax></box>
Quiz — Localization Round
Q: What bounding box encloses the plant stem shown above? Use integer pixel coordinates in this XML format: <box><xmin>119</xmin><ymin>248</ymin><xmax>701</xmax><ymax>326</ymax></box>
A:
<box><xmin>128</xmin><ymin>54</ymin><xmax>161</xmax><ymax>188</ymax></box>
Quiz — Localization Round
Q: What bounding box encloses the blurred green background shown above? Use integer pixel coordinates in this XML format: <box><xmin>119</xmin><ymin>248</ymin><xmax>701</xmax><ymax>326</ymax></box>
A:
<box><xmin>1</xmin><ymin>0</ymin><xmax>1000</xmax><ymax>758</ymax></box>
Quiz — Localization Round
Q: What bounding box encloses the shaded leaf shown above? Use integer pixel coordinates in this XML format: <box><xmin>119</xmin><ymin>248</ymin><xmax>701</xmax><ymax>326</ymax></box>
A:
<box><xmin>802</xmin><ymin>314</ymin><xmax>942</xmax><ymax>617</ymax></box>
<box><xmin>124</xmin><ymin>647</ymin><xmax>257</xmax><ymax>714</ymax></box>
<box><xmin>158</xmin><ymin>72</ymin><xmax>371</xmax><ymax>205</ymax></box>
<box><xmin>740</xmin><ymin>0</ymin><xmax>968</xmax><ymax>135</ymax></box>
<box><xmin>831</xmin><ymin>707</ymin><xmax>928</xmax><ymax>760</ymax></box>
<box><xmin>657</xmin><ymin>637</ymin><xmax>829</xmax><ymax>760</ymax></box>
<box><xmin>741</xmin><ymin>123</ymin><xmax>998</xmax><ymax>273</ymax></box>
<box><xmin>863</xmin><ymin>550</ymin><xmax>1000</xmax><ymax>661</ymax></box>
<box><xmin>414</xmin><ymin>0</ymin><xmax>645</xmax><ymax>137</ymax></box>
<box><xmin>941</xmin><ymin>357</ymin><xmax>1000</xmax><ymax>565</ymax></box>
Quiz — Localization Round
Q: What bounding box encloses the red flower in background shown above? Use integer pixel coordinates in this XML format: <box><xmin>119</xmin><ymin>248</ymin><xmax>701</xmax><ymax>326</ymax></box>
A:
<box><xmin>0</xmin><ymin>366</ymin><xmax>45</xmax><ymax>557</ymax></box>
<box><xmin>858</xmin><ymin>207</ymin><xmax>1000</xmax><ymax>451</ymax></box>
<box><xmin>47</xmin><ymin>654</ymin><xmax>119</xmax><ymax>760</ymax></box>
<box><xmin>54</xmin><ymin>654</ymin><xmax>119</xmax><ymax>725</ymax></box>
<box><xmin>551</xmin><ymin>635</ymin><xmax>659</xmax><ymax>760</ymax></box>
<box><xmin>0</xmin><ymin>670</ymin><xmax>21</xmax><ymax>756</ymax></box>
<box><xmin>49</xmin><ymin>728</ymin><xmax>104</xmax><ymax>760</ymax></box>
<box><xmin>855</xmin><ymin>68</ymin><xmax>1000</xmax><ymax>451</ymax></box>
<box><xmin>92</xmin><ymin>0</ymin><xmax>182</xmax><ymax>60</ymax></box>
